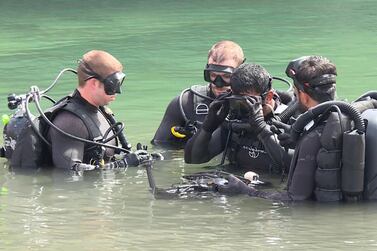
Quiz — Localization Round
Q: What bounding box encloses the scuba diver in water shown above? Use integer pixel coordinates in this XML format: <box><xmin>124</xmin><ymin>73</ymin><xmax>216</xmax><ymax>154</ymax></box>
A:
<box><xmin>214</xmin><ymin>55</ymin><xmax>377</xmax><ymax>202</ymax></box>
<box><xmin>185</xmin><ymin>63</ymin><xmax>291</xmax><ymax>174</ymax></box>
<box><xmin>151</xmin><ymin>40</ymin><xmax>245</xmax><ymax>149</ymax></box>
<box><xmin>3</xmin><ymin>50</ymin><xmax>151</xmax><ymax>172</ymax></box>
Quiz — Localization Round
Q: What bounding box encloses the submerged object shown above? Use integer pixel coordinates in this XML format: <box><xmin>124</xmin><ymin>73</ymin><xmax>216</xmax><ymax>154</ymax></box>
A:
<box><xmin>145</xmin><ymin>162</ymin><xmax>269</xmax><ymax>199</ymax></box>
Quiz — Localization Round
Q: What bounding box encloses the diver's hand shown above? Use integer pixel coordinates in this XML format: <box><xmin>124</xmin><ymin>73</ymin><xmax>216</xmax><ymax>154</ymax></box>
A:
<box><xmin>124</xmin><ymin>150</ymin><xmax>151</xmax><ymax>167</ymax></box>
<box><xmin>216</xmin><ymin>175</ymin><xmax>256</xmax><ymax>195</ymax></box>
<box><xmin>241</xmin><ymin>96</ymin><xmax>267</xmax><ymax>135</ymax></box>
<box><xmin>271</xmin><ymin>120</ymin><xmax>297</xmax><ymax>149</ymax></box>
<box><xmin>202</xmin><ymin>99</ymin><xmax>229</xmax><ymax>133</ymax></box>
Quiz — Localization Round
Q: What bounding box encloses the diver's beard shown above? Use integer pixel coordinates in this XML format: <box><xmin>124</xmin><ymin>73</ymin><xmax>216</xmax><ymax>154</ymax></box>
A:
<box><xmin>298</xmin><ymin>101</ymin><xmax>308</xmax><ymax>113</ymax></box>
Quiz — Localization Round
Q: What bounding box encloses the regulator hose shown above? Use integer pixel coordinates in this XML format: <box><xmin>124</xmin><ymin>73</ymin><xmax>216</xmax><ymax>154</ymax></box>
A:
<box><xmin>276</xmin><ymin>100</ymin><xmax>298</xmax><ymax>123</ymax></box>
<box><xmin>291</xmin><ymin>101</ymin><xmax>365</xmax><ymax>140</ymax></box>
<box><xmin>29</xmin><ymin>87</ymin><xmax>131</xmax><ymax>153</ymax></box>
<box><xmin>354</xmin><ymin>90</ymin><xmax>377</xmax><ymax>102</ymax></box>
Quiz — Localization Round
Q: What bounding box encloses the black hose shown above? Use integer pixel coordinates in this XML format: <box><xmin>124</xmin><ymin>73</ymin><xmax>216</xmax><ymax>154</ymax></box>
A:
<box><xmin>276</xmin><ymin>100</ymin><xmax>299</xmax><ymax>123</ymax></box>
<box><xmin>31</xmin><ymin>91</ymin><xmax>131</xmax><ymax>153</ymax></box>
<box><xmin>272</xmin><ymin>76</ymin><xmax>293</xmax><ymax>92</ymax></box>
<box><xmin>102</xmin><ymin>122</ymin><xmax>124</xmax><ymax>144</ymax></box>
<box><xmin>179</xmin><ymin>86</ymin><xmax>214</xmax><ymax>124</ymax></box>
<box><xmin>41</xmin><ymin>94</ymin><xmax>56</xmax><ymax>104</ymax></box>
<box><xmin>179</xmin><ymin>88</ymin><xmax>191</xmax><ymax>123</ymax></box>
<box><xmin>100</xmin><ymin>106</ymin><xmax>131</xmax><ymax>150</ymax></box>
<box><xmin>291</xmin><ymin>101</ymin><xmax>365</xmax><ymax>140</ymax></box>
<box><xmin>354</xmin><ymin>90</ymin><xmax>377</xmax><ymax>102</ymax></box>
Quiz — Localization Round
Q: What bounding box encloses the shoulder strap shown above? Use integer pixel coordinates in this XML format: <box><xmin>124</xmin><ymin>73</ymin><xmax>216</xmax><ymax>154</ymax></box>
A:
<box><xmin>60</xmin><ymin>99</ymin><xmax>103</xmax><ymax>141</ymax></box>
<box><xmin>190</xmin><ymin>85</ymin><xmax>211</xmax><ymax>115</ymax></box>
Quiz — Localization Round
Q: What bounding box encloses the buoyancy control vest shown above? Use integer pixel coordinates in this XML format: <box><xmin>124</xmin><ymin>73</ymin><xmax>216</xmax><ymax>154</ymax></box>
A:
<box><xmin>8</xmin><ymin>93</ymin><xmax>111</xmax><ymax>169</ymax></box>
<box><xmin>291</xmin><ymin>100</ymin><xmax>377</xmax><ymax>202</ymax></box>
<box><xmin>191</xmin><ymin>85</ymin><xmax>211</xmax><ymax>117</ymax></box>
<box><xmin>314</xmin><ymin>112</ymin><xmax>352</xmax><ymax>201</ymax></box>
<box><xmin>172</xmin><ymin>85</ymin><xmax>214</xmax><ymax>139</ymax></box>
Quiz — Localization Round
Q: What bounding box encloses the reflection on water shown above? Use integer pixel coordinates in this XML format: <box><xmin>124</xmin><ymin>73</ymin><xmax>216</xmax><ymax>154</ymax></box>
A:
<box><xmin>1</xmin><ymin>0</ymin><xmax>377</xmax><ymax>250</ymax></box>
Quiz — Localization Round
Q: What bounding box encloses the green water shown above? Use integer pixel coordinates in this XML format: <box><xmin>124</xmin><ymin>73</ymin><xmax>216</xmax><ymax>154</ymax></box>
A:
<box><xmin>1</xmin><ymin>0</ymin><xmax>377</xmax><ymax>250</ymax></box>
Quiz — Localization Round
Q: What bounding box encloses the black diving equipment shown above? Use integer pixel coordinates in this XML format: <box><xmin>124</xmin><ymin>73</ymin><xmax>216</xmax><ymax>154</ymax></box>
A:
<box><xmin>145</xmin><ymin>160</ymin><xmax>268</xmax><ymax>199</ymax></box>
<box><xmin>285</xmin><ymin>56</ymin><xmax>336</xmax><ymax>92</ymax></box>
<box><xmin>353</xmin><ymin>91</ymin><xmax>377</xmax><ymax>200</ymax></box>
<box><xmin>204</xmin><ymin>64</ymin><xmax>235</xmax><ymax>87</ymax></box>
<box><xmin>1</xmin><ymin>68</ymin><xmax>132</xmax><ymax>169</ymax></box>
<box><xmin>79</xmin><ymin>59</ymin><xmax>126</xmax><ymax>95</ymax></box>
<box><xmin>289</xmin><ymin>101</ymin><xmax>365</xmax><ymax>201</ymax></box>
<box><xmin>169</xmin><ymin>85</ymin><xmax>215</xmax><ymax>141</ymax></box>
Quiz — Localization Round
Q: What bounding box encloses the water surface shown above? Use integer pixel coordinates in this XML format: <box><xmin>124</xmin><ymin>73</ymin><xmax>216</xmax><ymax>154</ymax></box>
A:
<box><xmin>1</xmin><ymin>0</ymin><xmax>377</xmax><ymax>250</ymax></box>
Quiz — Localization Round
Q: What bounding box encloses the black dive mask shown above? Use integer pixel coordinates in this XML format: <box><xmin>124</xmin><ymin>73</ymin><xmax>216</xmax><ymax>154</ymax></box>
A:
<box><xmin>204</xmin><ymin>64</ymin><xmax>234</xmax><ymax>88</ymax></box>
<box><xmin>101</xmin><ymin>72</ymin><xmax>126</xmax><ymax>95</ymax></box>
<box><xmin>79</xmin><ymin>59</ymin><xmax>126</xmax><ymax>95</ymax></box>
<box><xmin>285</xmin><ymin>56</ymin><xmax>336</xmax><ymax>91</ymax></box>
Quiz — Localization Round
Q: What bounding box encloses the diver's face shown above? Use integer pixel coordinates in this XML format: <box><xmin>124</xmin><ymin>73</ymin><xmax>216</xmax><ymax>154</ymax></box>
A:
<box><xmin>208</xmin><ymin>57</ymin><xmax>239</xmax><ymax>97</ymax></box>
<box><xmin>93</xmin><ymin>79</ymin><xmax>117</xmax><ymax>106</ymax></box>
<box><xmin>294</xmin><ymin>87</ymin><xmax>309</xmax><ymax>113</ymax></box>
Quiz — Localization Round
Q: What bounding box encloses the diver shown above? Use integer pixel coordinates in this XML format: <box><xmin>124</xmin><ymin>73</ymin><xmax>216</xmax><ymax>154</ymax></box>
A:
<box><xmin>5</xmin><ymin>50</ymin><xmax>151</xmax><ymax>172</ymax></box>
<box><xmin>215</xmin><ymin>55</ymin><xmax>369</xmax><ymax>202</ymax></box>
<box><xmin>185</xmin><ymin>63</ymin><xmax>291</xmax><ymax>175</ymax></box>
<box><xmin>151</xmin><ymin>40</ymin><xmax>245</xmax><ymax>149</ymax></box>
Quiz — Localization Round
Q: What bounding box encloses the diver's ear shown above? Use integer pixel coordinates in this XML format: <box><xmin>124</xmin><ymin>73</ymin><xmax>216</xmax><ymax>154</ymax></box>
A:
<box><xmin>86</xmin><ymin>78</ymin><xmax>100</xmax><ymax>90</ymax></box>
<box><xmin>265</xmin><ymin>90</ymin><xmax>274</xmax><ymax>102</ymax></box>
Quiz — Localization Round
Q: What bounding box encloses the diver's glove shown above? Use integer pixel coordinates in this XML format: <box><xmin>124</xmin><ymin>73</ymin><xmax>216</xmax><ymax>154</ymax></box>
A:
<box><xmin>215</xmin><ymin>175</ymin><xmax>256</xmax><ymax>196</ymax></box>
<box><xmin>271</xmin><ymin>120</ymin><xmax>297</xmax><ymax>149</ymax></box>
<box><xmin>202</xmin><ymin>99</ymin><xmax>229</xmax><ymax>133</ymax></box>
<box><xmin>123</xmin><ymin>150</ymin><xmax>151</xmax><ymax>167</ymax></box>
<box><xmin>241</xmin><ymin>96</ymin><xmax>267</xmax><ymax>135</ymax></box>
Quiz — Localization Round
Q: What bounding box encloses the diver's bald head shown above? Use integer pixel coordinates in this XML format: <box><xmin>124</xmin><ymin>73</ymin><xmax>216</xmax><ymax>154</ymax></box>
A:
<box><xmin>77</xmin><ymin>50</ymin><xmax>123</xmax><ymax>87</ymax></box>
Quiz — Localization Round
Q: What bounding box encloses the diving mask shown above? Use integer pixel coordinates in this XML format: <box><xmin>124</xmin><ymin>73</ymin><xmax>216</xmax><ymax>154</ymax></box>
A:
<box><xmin>79</xmin><ymin>59</ymin><xmax>126</xmax><ymax>95</ymax></box>
<box><xmin>204</xmin><ymin>64</ymin><xmax>234</xmax><ymax>88</ymax></box>
<box><xmin>285</xmin><ymin>56</ymin><xmax>336</xmax><ymax>91</ymax></box>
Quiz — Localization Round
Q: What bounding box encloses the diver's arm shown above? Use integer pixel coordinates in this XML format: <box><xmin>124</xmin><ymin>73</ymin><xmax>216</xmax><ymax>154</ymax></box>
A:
<box><xmin>184</xmin><ymin>126</ymin><xmax>225</xmax><ymax>164</ymax></box>
<box><xmin>250</xmin><ymin>130</ymin><xmax>320</xmax><ymax>201</ymax></box>
<box><xmin>257</xmin><ymin>126</ymin><xmax>293</xmax><ymax>171</ymax></box>
<box><xmin>284</xmin><ymin>129</ymin><xmax>321</xmax><ymax>200</ymax></box>
<box><xmin>151</xmin><ymin>96</ymin><xmax>187</xmax><ymax>148</ymax></box>
<box><xmin>49</xmin><ymin>111</ymin><xmax>88</xmax><ymax>170</ymax></box>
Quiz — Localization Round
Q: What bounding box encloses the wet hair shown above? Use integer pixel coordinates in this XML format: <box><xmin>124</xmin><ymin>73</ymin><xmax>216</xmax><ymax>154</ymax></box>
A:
<box><xmin>230</xmin><ymin>63</ymin><xmax>271</xmax><ymax>95</ymax></box>
<box><xmin>207</xmin><ymin>40</ymin><xmax>245</xmax><ymax>66</ymax></box>
<box><xmin>296</xmin><ymin>56</ymin><xmax>337</xmax><ymax>102</ymax></box>
<box><xmin>77</xmin><ymin>50</ymin><xmax>123</xmax><ymax>87</ymax></box>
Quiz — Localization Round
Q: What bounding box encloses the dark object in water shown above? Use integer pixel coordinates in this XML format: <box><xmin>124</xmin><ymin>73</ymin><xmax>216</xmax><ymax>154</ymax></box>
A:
<box><xmin>145</xmin><ymin>162</ymin><xmax>270</xmax><ymax>199</ymax></box>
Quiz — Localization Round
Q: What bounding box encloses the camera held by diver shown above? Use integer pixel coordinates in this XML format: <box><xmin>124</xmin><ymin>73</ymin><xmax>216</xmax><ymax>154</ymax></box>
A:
<box><xmin>227</xmin><ymin>95</ymin><xmax>261</xmax><ymax>121</ymax></box>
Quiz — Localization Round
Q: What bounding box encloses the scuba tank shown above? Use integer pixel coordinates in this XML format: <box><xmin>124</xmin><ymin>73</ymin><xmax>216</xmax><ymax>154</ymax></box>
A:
<box><xmin>2</xmin><ymin>94</ymin><xmax>34</xmax><ymax>159</ymax></box>
<box><xmin>354</xmin><ymin>91</ymin><xmax>377</xmax><ymax>200</ymax></box>
<box><xmin>362</xmin><ymin>109</ymin><xmax>377</xmax><ymax>200</ymax></box>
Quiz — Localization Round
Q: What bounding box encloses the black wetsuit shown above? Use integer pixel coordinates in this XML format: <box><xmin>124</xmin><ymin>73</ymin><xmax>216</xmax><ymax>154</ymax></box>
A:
<box><xmin>47</xmin><ymin>90</ymin><xmax>117</xmax><ymax>170</ymax></box>
<box><xmin>247</xmin><ymin>123</ymin><xmax>324</xmax><ymax>201</ymax></box>
<box><xmin>184</xmin><ymin>107</ymin><xmax>291</xmax><ymax>174</ymax></box>
<box><xmin>151</xmin><ymin>84</ymin><xmax>214</xmax><ymax>149</ymax></box>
